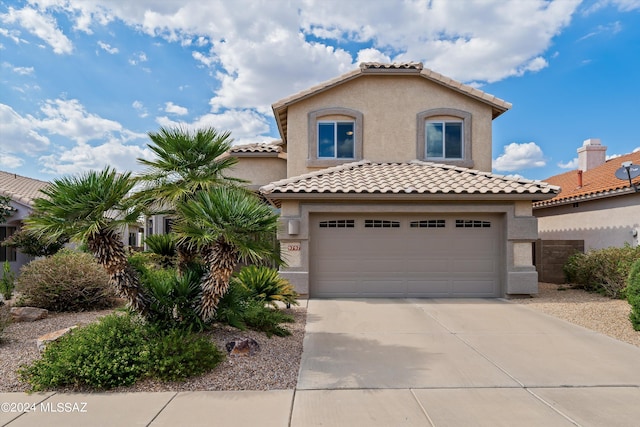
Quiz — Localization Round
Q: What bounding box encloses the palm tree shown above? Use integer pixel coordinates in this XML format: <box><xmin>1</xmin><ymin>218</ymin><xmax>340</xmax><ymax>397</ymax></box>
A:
<box><xmin>134</xmin><ymin>126</ymin><xmax>245</xmax><ymax>270</ymax></box>
<box><xmin>24</xmin><ymin>168</ymin><xmax>150</xmax><ymax>314</ymax></box>
<box><xmin>173</xmin><ymin>186</ymin><xmax>280</xmax><ymax>321</ymax></box>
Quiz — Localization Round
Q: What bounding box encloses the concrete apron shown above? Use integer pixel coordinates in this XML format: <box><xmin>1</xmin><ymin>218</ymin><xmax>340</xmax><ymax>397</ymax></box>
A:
<box><xmin>293</xmin><ymin>298</ymin><xmax>640</xmax><ymax>426</ymax></box>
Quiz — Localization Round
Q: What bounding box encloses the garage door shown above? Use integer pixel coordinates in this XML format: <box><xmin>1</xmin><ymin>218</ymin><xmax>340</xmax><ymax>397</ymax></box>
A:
<box><xmin>310</xmin><ymin>214</ymin><xmax>502</xmax><ymax>298</ymax></box>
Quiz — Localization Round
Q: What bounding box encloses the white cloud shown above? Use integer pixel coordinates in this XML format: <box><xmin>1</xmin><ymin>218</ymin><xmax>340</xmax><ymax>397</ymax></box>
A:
<box><xmin>13</xmin><ymin>65</ymin><xmax>34</xmax><ymax>75</ymax></box>
<box><xmin>493</xmin><ymin>142</ymin><xmax>546</xmax><ymax>172</ymax></box>
<box><xmin>558</xmin><ymin>158</ymin><xmax>579</xmax><ymax>169</ymax></box>
<box><xmin>37</xmin><ymin>99</ymin><xmax>145</xmax><ymax>144</ymax></box>
<box><xmin>0</xmin><ymin>27</ymin><xmax>26</xmax><ymax>45</ymax></box>
<box><xmin>0</xmin><ymin>152</ymin><xmax>25</xmax><ymax>168</ymax></box>
<box><xmin>97</xmin><ymin>41</ymin><xmax>118</xmax><ymax>54</ymax></box>
<box><xmin>132</xmin><ymin>100</ymin><xmax>148</xmax><ymax>118</ymax></box>
<box><xmin>39</xmin><ymin>140</ymin><xmax>154</xmax><ymax>176</ymax></box>
<box><xmin>0</xmin><ymin>103</ymin><xmax>50</xmax><ymax>155</ymax></box>
<box><xmin>0</xmin><ymin>6</ymin><xmax>73</xmax><ymax>54</ymax></box>
<box><xmin>156</xmin><ymin>109</ymin><xmax>272</xmax><ymax>145</ymax></box>
<box><xmin>129</xmin><ymin>51</ymin><xmax>147</xmax><ymax>65</ymax></box>
<box><xmin>164</xmin><ymin>102</ymin><xmax>188</xmax><ymax>116</ymax></box>
<box><xmin>634</xmin><ymin>147</ymin><xmax>640</xmax><ymax>153</ymax></box>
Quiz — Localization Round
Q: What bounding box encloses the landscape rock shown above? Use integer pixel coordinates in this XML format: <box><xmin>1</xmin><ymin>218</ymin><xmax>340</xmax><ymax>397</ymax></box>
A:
<box><xmin>36</xmin><ymin>326</ymin><xmax>77</xmax><ymax>352</ymax></box>
<box><xmin>225</xmin><ymin>338</ymin><xmax>260</xmax><ymax>356</ymax></box>
<box><xmin>10</xmin><ymin>307</ymin><xmax>48</xmax><ymax>323</ymax></box>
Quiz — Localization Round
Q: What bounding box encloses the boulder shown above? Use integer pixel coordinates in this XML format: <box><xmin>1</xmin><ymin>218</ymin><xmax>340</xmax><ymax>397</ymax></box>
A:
<box><xmin>10</xmin><ymin>307</ymin><xmax>48</xmax><ymax>322</ymax></box>
<box><xmin>225</xmin><ymin>338</ymin><xmax>260</xmax><ymax>356</ymax></box>
<box><xmin>37</xmin><ymin>326</ymin><xmax>77</xmax><ymax>352</ymax></box>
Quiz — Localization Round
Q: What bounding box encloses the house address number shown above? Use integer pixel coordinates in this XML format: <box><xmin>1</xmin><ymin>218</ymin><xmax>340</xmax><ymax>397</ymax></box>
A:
<box><xmin>287</xmin><ymin>244</ymin><xmax>301</xmax><ymax>251</ymax></box>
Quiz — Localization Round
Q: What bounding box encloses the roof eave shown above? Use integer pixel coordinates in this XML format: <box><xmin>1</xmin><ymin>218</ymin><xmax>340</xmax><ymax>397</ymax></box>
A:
<box><xmin>263</xmin><ymin>191</ymin><xmax>558</xmax><ymax>204</ymax></box>
<box><xmin>533</xmin><ymin>186</ymin><xmax>638</xmax><ymax>209</ymax></box>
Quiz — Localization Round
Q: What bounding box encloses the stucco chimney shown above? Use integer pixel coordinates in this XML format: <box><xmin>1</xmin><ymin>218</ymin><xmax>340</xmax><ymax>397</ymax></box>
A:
<box><xmin>577</xmin><ymin>138</ymin><xmax>607</xmax><ymax>172</ymax></box>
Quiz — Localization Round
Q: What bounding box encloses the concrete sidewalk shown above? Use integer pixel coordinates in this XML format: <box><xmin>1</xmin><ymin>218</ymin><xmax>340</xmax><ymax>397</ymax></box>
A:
<box><xmin>2</xmin><ymin>298</ymin><xmax>640</xmax><ymax>426</ymax></box>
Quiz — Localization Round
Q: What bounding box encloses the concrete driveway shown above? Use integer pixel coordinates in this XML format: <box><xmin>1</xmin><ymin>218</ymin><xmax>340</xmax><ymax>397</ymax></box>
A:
<box><xmin>293</xmin><ymin>298</ymin><xmax>640</xmax><ymax>426</ymax></box>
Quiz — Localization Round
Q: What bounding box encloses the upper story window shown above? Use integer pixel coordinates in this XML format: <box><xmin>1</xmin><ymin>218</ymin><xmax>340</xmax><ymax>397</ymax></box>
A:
<box><xmin>426</xmin><ymin>121</ymin><xmax>463</xmax><ymax>160</ymax></box>
<box><xmin>308</xmin><ymin>108</ymin><xmax>363</xmax><ymax>167</ymax></box>
<box><xmin>318</xmin><ymin>121</ymin><xmax>355</xmax><ymax>159</ymax></box>
<box><xmin>417</xmin><ymin>108</ymin><xmax>473</xmax><ymax>168</ymax></box>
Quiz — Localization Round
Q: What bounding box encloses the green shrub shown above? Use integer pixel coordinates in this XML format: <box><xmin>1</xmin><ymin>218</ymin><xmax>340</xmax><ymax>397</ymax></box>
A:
<box><xmin>19</xmin><ymin>313</ymin><xmax>149</xmax><ymax>390</ymax></box>
<box><xmin>627</xmin><ymin>259</ymin><xmax>640</xmax><ymax>331</ymax></box>
<box><xmin>147</xmin><ymin>328</ymin><xmax>223</xmax><ymax>381</ymax></box>
<box><xmin>563</xmin><ymin>244</ymin><xmax>640</xmax><ymax>298</ymax></box>
<box><xmin>19</xmin><ymin>313</ymin><xmax>224</xmax><ymax>391</ymax></box>
<box><xmin>0</xmin><ymin>304</ymin><xmax>11</xmax><ymax>342</ymax></box>
<box><xmin>16</xmin><ymin>250</ymin><xmax>117</xmax><ymax>312</ymax></box>
<box><xmin>231</xmin><ymin>265</ymin><xmax>299</xmax><ymax>308</ymax></box>
<box><xmin>215</xmin><ymin>281</ymin><xmax>294</xmax><ymax>337</ymax></box>
<box><xmin>132</xmin><ymin>257</ymin><xmax>204</xmax><ymax>331</ymax></box>
<box><xmin>1</xmin><ymin>261</ymin><xmax>15</xmax><ymax>301</ymax></box>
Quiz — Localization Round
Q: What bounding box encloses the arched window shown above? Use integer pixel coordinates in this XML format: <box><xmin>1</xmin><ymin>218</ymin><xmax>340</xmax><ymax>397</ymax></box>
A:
<box><xmin>417</xmin><ymin>108</ymin><xmax>473</xmax><ymax>168</ymax></box>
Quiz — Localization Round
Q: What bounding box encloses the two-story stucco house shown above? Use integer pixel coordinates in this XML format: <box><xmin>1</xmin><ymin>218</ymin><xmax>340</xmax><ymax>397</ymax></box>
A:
<box><xmin>250</xmin><ymin>62</ymin><xmax>559</xmax><ymax>298</ymax></box>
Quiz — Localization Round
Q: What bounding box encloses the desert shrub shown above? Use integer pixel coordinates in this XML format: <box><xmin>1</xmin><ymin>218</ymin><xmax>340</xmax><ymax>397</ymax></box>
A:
<box><xmin>231</xmin><ymin>265</ymin><xmax>299</xmax><ymax>308</ymax></box>
<box><xmin>563</xmin><ymin>244</ymin><xmax>640</xmax><ymax>298</ymax></box>
<box><xmin>16</xmin><ymin>249</ymin><xmax>117</xmax><ymax>312</ymax></box>
<box><xmin>147</xmin><ymin>328</ymin><xmax>223</xmax><ymax>381</ymax></box>
<box><xmin>1</xmin><ymin>261</ymin><xmax>15</xmax><ymax>301</ymax></box>
<box><xmin>627</xmin><ymin>259</ymin><xmax>640</xmax><ymax>331</ymax></box>
<box><xmin>0</xmin><ymin>304</ymin><xmax>11</xmax><ymax>341</ymax></box>
<box><xmin>19</xmin><ymin>313</ymin><xmax>149</xmax><ymax>390</ymax></box>
<box><xmin>215</xmin><ymin>281</ymin><xmax>294</xmax><ymax>337</ymax></box>
<box><xmin>19</xmin><ymin>313</ymin><xmax>224</xmax><ymax>391</ymax></box>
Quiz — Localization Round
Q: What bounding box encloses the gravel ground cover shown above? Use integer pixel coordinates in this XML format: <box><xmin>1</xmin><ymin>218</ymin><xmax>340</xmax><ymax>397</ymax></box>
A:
<box><xmin>513</xmin><ymin>282</ymin><xmax>640</xmax><ymax>348</ymax></box>
<box><xmin>0</xmin><ymin>303</ymin><xmax>306</xmax><ymax>393</ymax></box>
<box><xmin>2</xmin><ymin>283</ymin><xmax>639</xmax><ymax>393</ymax></box>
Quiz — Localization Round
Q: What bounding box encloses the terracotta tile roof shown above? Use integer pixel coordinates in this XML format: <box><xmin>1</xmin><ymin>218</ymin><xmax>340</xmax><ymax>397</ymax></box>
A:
<box><xmin>230</xmin><ymin>141</ymin><xmax>283</xmax><ymax>154</ymax></box>
<box><xmin>0</xmin><ymin>170</ymin><xmax>50</xmax><ymax>207</ymax></box>
<box><xmin>272</xmin><ymin>62</ymin><xmax>512</xmax><ymax>143</ymax></box>
<box><xmin>534</xmin><ymin>150</ymin><xmax>640</xmax><ymax>208</ymax></box>
<box><xmin>260</xmin><ymin>161</ymin><xmax>559</xmax><ymax>200</ymax></box>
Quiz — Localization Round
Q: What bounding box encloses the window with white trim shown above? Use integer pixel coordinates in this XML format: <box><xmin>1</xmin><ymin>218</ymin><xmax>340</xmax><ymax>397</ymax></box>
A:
<box><xmin>426</xmin><ymin>121</ymin><xmax>463</xmax><ymax>160</ymax></box>
<box><xmin>318</xmin><ymin>121</ymin><xmax>355</xmax><ymax>159</ymax></box>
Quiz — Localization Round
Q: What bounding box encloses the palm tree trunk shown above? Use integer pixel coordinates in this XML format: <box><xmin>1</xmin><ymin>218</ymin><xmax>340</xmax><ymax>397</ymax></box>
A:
<box><xmin>199</xmin><ymin>239</ymin><xmax>238</xmax><ymax>322</ymax></box>
<box><xmin>176</xmin><ymin>241</ymin><xmax>197</xmax><ymax>275</ymax></box>
<box><xmin>87</xmin><ymin>230</ymin><xmax>150</xmax><ymax>314</ymax></box>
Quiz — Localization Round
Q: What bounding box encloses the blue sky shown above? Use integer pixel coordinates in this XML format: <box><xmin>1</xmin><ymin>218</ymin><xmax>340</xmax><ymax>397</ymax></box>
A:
<box><xmin>1</xmin><ymin>0</ymin><xmax>639</xmax><ymax>181</ymax></box>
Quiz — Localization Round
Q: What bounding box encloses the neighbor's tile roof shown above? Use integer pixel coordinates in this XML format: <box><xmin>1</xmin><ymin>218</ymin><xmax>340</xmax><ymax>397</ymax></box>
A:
<box><xmin>0</xmin><ymin>171</ymin><xmax>50</xmax><ymax>206</ymax></box>
<box><xmin>534</xmin><ymin>150</ymin><xmax>640</xmax><ymax>208</ymax></box>
<box><xmin>229</xmin><ymin>141</ymin><xmax>283</xmax><ymax>154</ymax></box>
<box><xmin>272</xmin><ymin>62</ymin><xmax>512</xmax><ymax>143</ymax></box>
<box><xmin>260</xmin><ymin>161</ymin><xmax>559</xmax><ymax>199</ymax></box>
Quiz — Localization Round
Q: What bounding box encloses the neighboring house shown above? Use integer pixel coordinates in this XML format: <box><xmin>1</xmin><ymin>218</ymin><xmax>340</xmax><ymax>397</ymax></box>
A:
<box><xmin>257</xmin><ymin>62</ymin><xmax>559</xmax><ymax>298</ymax></box>
<box><xmin>0</xmin><ymin>171</ymin><xmax>50</xmax><ymax>274</ymax></box>
<box><xmin>534</xmin><ymin>139</ymin><xmax>640</xmax><ymax>251</ymax></box>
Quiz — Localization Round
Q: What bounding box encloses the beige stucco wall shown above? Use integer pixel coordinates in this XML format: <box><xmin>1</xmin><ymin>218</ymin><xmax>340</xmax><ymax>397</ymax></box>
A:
<box><xmin>535</xmin><ymin>193</ymin><xmax>640</xmax><ymax>250</ymax></box>
<box><xmin>228</xmin><ymin>157</ymin><xmax>286</xmax><ymax>188</ymax></box>
<box><xmin>285</xmin><ymin>74</ymin><xmax>494</xmax><ymax>178</ymax></box>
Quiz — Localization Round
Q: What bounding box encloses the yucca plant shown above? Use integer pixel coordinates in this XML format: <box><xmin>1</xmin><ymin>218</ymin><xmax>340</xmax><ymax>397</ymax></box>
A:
<box><xmin>24</xmin><ymin>167</ymin><xmax>149</xmax><ymax>314</ymax></box>
<box><xmin>174</xmin><ymin>186</ymin><xmax>280</xmax><ymax>322</ymax></box>
<box><xmin>232</xmin><ymin>265</ymin><xmax>298</xmax><ymax>308</ymax></box>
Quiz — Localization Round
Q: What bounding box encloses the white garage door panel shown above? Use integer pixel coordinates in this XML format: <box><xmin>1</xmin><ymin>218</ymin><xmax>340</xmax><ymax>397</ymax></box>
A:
<box><xmin>310</xmin><ymin>214</ymin><xmax>502</xmax><ymax>298</ymax></box>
